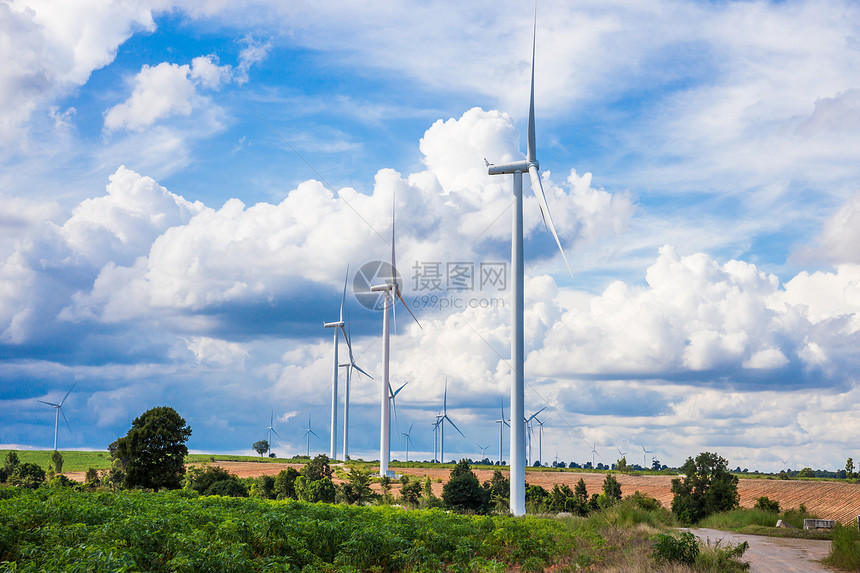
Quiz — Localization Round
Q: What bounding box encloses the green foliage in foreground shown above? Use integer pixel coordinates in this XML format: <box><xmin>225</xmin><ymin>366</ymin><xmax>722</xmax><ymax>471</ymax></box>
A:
<box><xmin>824</xmin><ymin>523</ymin><xmax>860</xmax><ymax>570</ymax></box>
<box><xmin>697</xmin><ymin>504</ymin><xmax>822</xmax><ymax>538</ymax></box>
<box><xmin>0</xmin><ymin>487</ymin><xmax>591</xmax><ymax>572</ymax></box>
<box><xmin>652</xmin><ymin>530</ymin><xmax>749</xmax><ymax>572</ymax></box>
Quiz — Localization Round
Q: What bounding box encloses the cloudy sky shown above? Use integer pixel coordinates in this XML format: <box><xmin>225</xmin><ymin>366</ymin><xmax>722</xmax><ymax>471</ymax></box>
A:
<box><xmin>2</xmin><ymin>0</ymin><xmax>860</xmax><ymax>472</ymax></box>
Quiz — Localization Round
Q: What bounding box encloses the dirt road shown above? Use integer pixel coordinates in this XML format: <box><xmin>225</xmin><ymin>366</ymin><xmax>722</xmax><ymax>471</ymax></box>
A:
<box><xmin>688</xmin><ymin>528</ymin><xmax>833</xmax><ymax>573</ymax></box>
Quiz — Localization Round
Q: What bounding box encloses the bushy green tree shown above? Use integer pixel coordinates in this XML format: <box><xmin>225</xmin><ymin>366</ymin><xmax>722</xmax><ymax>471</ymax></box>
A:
<box><xmin>671</xmin><ymin>452</ymin><xmax>739</xmax><ymax>524</ymax></box>
<box><xmin>297</xmin><ymin>476</ymin><xmax>336</xmax><ymax>503</ymax></box>
<box><xmin>797</xmin><ymin>467</ymin><xmax>815</xmax><ymax>478</ymax></box>
<box><xmin>398</xmin><ymin>477</ymin><xmax>422</xmax><ymax>508</ymax></box>
<box><xmin>51</xmin><ymin>450</ymin><xmax>64</xmax><ymax>474</ymax></box>
<box><xmin>574</xmin><ymin>478</ymin><xmax>588</xmax><ymax>504</ymax></box>
<box><xmin>615</xmin><ymin>456</ymin><xmax>630</xmax><ymax>473</ymax></box>
<box><xmin>754</xmin><ymin>496</ymin><xmax>780</xmax><ymax>512</ymax></box>
<box><xmin>185</xmin><ymin>465</ymin><xmax>247</xmax><ymax>497</ymax></box>
<box><xmin>846</xmin><ymin>457</ymin><xmax>855</xmax><ymax>480</ymax></box>
<box><xmin>487</xmin><ymin>469</ymin><xmax>510</xmax><ymax>511</ymax></box>
<box><xmin>442</xmin><ymin>459</ymin><xmax>489</xmax><ymax>514</ymax></box>
<box><xmin>301</xmin><ymin>454</ymin><xmax>333</xmax><ymax>482</ymax></box>
<box><xmin>602</xmin><ymin>473</ymin><xmax>622</xmax><ymax>504</ymax></box>
<box><xmin>10</xmin><ymin>462</ymin><xmax>46</xmax><ymax>489</ymax></box>
<box><xmin>341</xmin><ymin>465</ymin><xmax>376</xmax><ymax>505</ymax></box>
<box><xmin>252</xmin><ymin>440</ymin><xmax>269</xmax><ymax>457</ymax></box>
<box><xmin>112</xmin><ymin>406</ymin><xmax>192</xmax><ymax>491</ymax></box>
<box><xmin>421</xmin><ymin>475</ymin><xmax>442</xmax><ymax>508</ymax></box>
<box><xmin>273</xmin><ymin>467</ymin><xmax>299</xmax><ymax>499</ymax></box>
<box><xmin>1</xmin><ymin>450</ymin><xmax>20</xmax><ymax>482</ymax></box>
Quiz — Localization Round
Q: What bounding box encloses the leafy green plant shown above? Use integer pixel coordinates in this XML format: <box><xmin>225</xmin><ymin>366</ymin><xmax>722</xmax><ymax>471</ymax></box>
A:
<box><xmin>652</xmin><ymin>530</ymin><xmax>699</xmax><ymax>564</ymax></box>
<box><xmin>824</xmin><ymin>523</ymin><xmax>860</xmax><ymax>570</ymax></box>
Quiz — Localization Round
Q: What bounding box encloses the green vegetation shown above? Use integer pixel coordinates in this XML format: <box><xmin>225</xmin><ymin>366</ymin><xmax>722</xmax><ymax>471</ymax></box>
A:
<box><xmin>0</xmin><ymin>487</ymin><xmax>597</xmax><ymax>571</ymax></box>
<box><xmin>111</xmin><ymin>406</ymin><xmax>192</xmax><ymax>491</ymax></box>
<box><xmin>671</xmin><ymin>452</ymin><xmax>739</xmax><ymax>524</ymax></box>
<box><xmin>697</xmin><ymin>504</ymin><xmax>829</xmax><ymax>539</ymax></box>
<box><xmin>651</xmin><ymin>531</ymin><xmax>749</xmax><ymax>572</ymax></box>
<box><xmin>824</xmin><ymin>523</ymin><xmax>860</xmax><ymax>570</ymax></box>
<box><xmin>0</xmin><ymin>450</ymin><xmax>111</xmax><ymax>473</ymax></box>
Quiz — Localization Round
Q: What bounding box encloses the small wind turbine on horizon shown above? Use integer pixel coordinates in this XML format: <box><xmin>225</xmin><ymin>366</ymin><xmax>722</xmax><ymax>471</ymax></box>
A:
<box><xmin>402</xmin><ymin>422</ymin><xmax>414</xmax><ymax>462</ymax></box>
<box><xmin>323</xmin><ymin>266</ymin><xmax>351</xmax><ymax>460</ymax></box>
<box><xmin>339</xmin><ymin>308</ymin><xmax>372</xmax><ymax>461</ymax></box>
<box><xmin>265</xmin><ymin>411</ymin><xmax>281</xmax><ymax>453</ymax></box>
<box><xmin>591</xmin><ymin>442</ymin><xmax>599</xmax><ymax>469</ymax></box>
<box><xmin>370</xmin><ymin>195</ymin><xmax>421</xmax><ymax>477</ymax></box>
<box><xmin>495</xmin><ymin>399</ymin><xmax>510</xmax><ymax>466</ymax></box>
<box><xmin>304</xmin><ymin>415</ymin><xmax>320</xmax><ymax>458</ymax></box>
<box><xmin>478</xmin><ymin>443</ymin><xmax>493</xmax><ymax>460</ymax></box>
<box><xmin>37</xmin><ymin>382</ymin><xmax>76</xmax><ymax>451</ymax></box>
<box><xmin>484</xmin><ymin>3</ymin><xmax>574</xmax><ymax>515</ymax></box>
<box><xmin>641</xmin><ymin>444</ymin><xmax>653</xmax><ymax>469</ymax></box>
<box><xmin>525</xmin><ymin>407</ymin><xmax>546</xmax><ymax>466</ymax></box>
<box><xmin>437</xmin><ymin>378</ymin><xmax>465</xmax><ymax>464</ymax></box>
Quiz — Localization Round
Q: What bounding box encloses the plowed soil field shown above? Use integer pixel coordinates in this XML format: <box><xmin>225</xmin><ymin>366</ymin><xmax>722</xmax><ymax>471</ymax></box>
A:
<box><xmin>190</xmin><ymin>462</ymin><xmax>860</xmax><ymax>524</ymax></box>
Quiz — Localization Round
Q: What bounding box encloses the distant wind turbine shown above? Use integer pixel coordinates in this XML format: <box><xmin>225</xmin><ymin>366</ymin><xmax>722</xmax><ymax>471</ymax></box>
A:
<box><xmin>641</xmin><ymin>444</ymin><xmax>653</xmax><ymax>469</ymax></box>
<box><xmin>534</xmin><ymin>416</ymin><xmax>546</xmax><ymax>466</ymax></box>
<box><xmin>591</xmin><ymin>442</ymin><xmax>599</xmax><ymax>469</ymax></box>
<box><xmin>525</xmin><ymin>407</ymin><xmax>546</xmax><ymax>466</ymax></box>
<box><xmin>37</xmin><ymin>382</ymin><xmax>76</xmax><ymax>451</ymax></box>
<box><xmin>617</xmin><ymin>446</ymin><xmax>628</xmax><ymax>457</ymax></box>
<box><xmin>389</xmin><ymin>381</ymin><xmax>408</xmax><ymax>434</ymax></box>
<box><xmin>437</xmin><ymin>379</ymin><xmax>465</xmax><ymax>464</ymax></box>
<box><xmin>485</xmin><ymin>4</ymin><xmax>574</xmax><ymax>515</ymax></box>
<box><xmin>323</xmin><ymin>266</ymin><xmax>351</xmax><ymax>460</ymax></box>
<box><xmin>478</xmin><ymin>443</ymin><xmax>493</xmax><ymax>459</ymax></box>
<box><xmin>495</xmin><ymin>399</ymin><xmax>510</xmax><ymax>465</ymax></box>
<box><xmin>304</xmin><ymin>415</ymin><xmax>320</xmax><ymax>458</ymax></box>
<box><xmin>402</xmin><ymin>422</ymin><xmax>414</xmax><ymax>462</ymax></box>
<box><xmin>265</xmin><ymin>411</ymin><xmax>281</xmax><ymax>453</ymax></box>
<box><xmin>370</xmin><ymin>195</ymin><xmax>421</xmax><ymax>477</ymax></box>
<box><xmin>339</xmin><ymin>308</ymin><xmax>372</xmax><ymax>461</ymax></box>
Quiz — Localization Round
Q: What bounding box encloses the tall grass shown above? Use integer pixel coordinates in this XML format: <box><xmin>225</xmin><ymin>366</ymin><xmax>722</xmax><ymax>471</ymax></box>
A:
<box><xmin>824</xmin><ymin>523</ymin><xmax>860</xmax><ymax>570</ymax></box>
<box><xmin>698</xmin><ymin>505</ymin><xmax>817</xmax><ymax>532</ymax></box>
<box><xmin>0</xmin><ymin>450</ymin><xmax>111</xmax><ymax>472</ymax></box>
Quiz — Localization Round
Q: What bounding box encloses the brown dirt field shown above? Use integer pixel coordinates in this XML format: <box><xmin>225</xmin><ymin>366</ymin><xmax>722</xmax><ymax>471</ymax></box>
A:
<box><xmin>67</xmin><ymin>461</ymin><xmax>860</xmax><ymax>524</ymax></box>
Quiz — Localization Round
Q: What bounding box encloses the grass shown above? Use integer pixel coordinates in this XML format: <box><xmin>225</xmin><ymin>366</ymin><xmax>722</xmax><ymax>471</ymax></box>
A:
<box><xmin>697</xmin><ymin>507</ymin><xmax>831</xmax><ymax>540</ymax></box>
<box><xmin>824</xmin><ymin>523</ymin><xmax>860</xmax><ymax>570</ymax></box>
<box><xmin>0</xmin><ymin>450</ymin><xmax>111</xmax><ymax>472</ymax></box>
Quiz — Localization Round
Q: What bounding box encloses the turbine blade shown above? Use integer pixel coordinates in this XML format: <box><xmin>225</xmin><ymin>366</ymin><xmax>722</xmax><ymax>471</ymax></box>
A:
<box><xmin>272</xmin><ymin>428</ymin><xmax>281</xmax><ymax>438</ymax></box>
<box><xmin>528</xmin><ymin>165</ymin><xmax>573</xmax><ymax>279</ymax></box>
<box><xmin>60</xmin><ymin>382</ymin><xmax>77</xmax><ymax>406</ymax></box>
<box><xmin>393</xmin><ymin>381</ymin><xmax>408</xmax><ymax>397</ymax></box>
<box><xmin>340</xmin><ymin>264</ymin><xmax>349</xmax><ymax>321</ymax></box>
<box><xmin>60</xmin><ymin>407</ymin><xmax>72</xmax><ymax>434</ymax></box>
<box><xmin>353</xmin><ymin>363</ymin><xmax>373</xmax><ymax>380</ymax></box>
<box><xmin>37</xmin><ymin>400</ymin><xmax>59</xmax><ymax>407</ymax></box>
<box><xmin>396</xmin><ymin>290</ymin><xmax>422</xmax><ymax>330</ymax></box>
<box><xmin>446</xmin><ymin>416</ymin><xmax>466</xmax><ymax>438</ymax></box>
<box><xmin>527</xmin><ymin>7</ymin><xmax>537</xmax><ymax>165</ymax></box>
<box><xmin>310</xmin><ymin>430</ymin><xmax>320</xmax><ymax>439</ymax></box>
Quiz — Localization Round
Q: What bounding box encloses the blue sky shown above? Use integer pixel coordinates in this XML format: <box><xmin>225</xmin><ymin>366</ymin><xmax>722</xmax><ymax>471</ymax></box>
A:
<box><xmin>2</xmin><ymin>0</ymin><xmax>860</xmax><ymax>472</ymax></box>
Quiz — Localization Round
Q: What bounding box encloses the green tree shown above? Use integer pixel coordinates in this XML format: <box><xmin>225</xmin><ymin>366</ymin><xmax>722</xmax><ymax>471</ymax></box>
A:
<box><xmin>112</xmin><ymin>406</ymin><xmax>192</xmax><ymax>491</ymax></box>
<box><xmin>670</xmin><ymin>452</ymin><xmax>739</xmax><ymax>524</ymax></box>
<box><xmin>442</xmin><ymin>459</ymin><xmax>489</xmax><ymax>514</ymax></box>
<box><xmin>301</xmin><ymin>454</ymin><xmax>333</xmax><ymax>482</ymax></box>
<box><xmin>341</xmin><ymin>465</ymin><xmax>376</xmax><ymax>505</ymax></box>
<box><xmin>185</xmin><ymin>465</ymin><xmax>246</xmax><ymax>497</ymax></box>
<box><xmin>421</xmin><ymin>476</ymin><xmax>441</xmax><ymax>508</ymax></box>
<box><xmin>10</xmin><ymin>462</ymin><xmax>46</xmax><ymax>489</ymax></box>
<box><xmin>602</xmin><ymin>473</ymin><xmax>622</xmax><ymax>503</ymax></box>
<box><xmin>574</xmin><ymin>478</ymin><xmax>588</xmax><ymax>504</ymax></box>
<box><xmin>487</xmin><ymin>469</ymin><xmax>510</xmax><ymax>511</ymax></box>
<box><xmin>252</xmin><ymin>440</ymin><xmax>269</xmax><ymax>457</ymax></box>
<box><xmin>797</xmin><ymin>467</ymin><xmax>815</xmax><ymax>478</ymax></box>
<box><xmin>1</xmin><ymin>450</ymin><xmax>20</xmax><ymax>482</ymax></box>
<box><xmin>398</xmin><ymin>478</ymin><xmax>422</xmax><ymax>508</ymax></box>
<box><xmin>847</xmin><ymin>457</ymin><xmax>855</xmax><ymax>480</ymax></box>
<box><xmin>273</xmin><ymin>467</ymin><xmax>299</xmax><ymax>499</ymax></box>
<box><xmin>754</xmin><ymin>496</ymin><xmax>780</xmax><ymax>512</ymax></box>
<box><xmin>615</xmin><ymin>456</ymin><xmax>630</xmax><ymax>474</ymax></box>
<box><xmin>51</xmin><ymin>450</ymin><xmax>64</xmax><ymax>474</ymax></box>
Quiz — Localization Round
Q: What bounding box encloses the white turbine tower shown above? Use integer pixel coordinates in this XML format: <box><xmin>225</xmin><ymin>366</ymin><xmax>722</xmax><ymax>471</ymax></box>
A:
<box><xmin>437</xmin><ymin>379</ymin><xmax>465</xmax><ymax>464</ymax></box>
<box><xmin>432</xmin><ymin>416</ymin><xmax>442</xmax><ymax>463</ymax></box>
<box><xmin>339</xmin><ymin>312</ymin><xmax>372</xmax><ymax>461</ymax></box>
<box><xmin>37</xmin><ymin>382</ymin><xmax>76</xmax><ymax>451</ymax></box>
<box><xmin>485</xmin><ymin>7</ymin><xmax>573</xmax><ymax>515</ymax></box>
<box><xmin>525</xmin><ymin>407</ymin><xmax>546</xmax><ymax>466</ymax></box>
<box><xmin>534</xmin><ymin>416</ymin><xmax>546</xmax><ymax>466</ymax></box>
<box><xmin>641</xmin><ymin>444</ymin><xmax>653</xmax><ymax>469</ymax></box>
<box><xmin>495</xmin><ymin>399</ymin><xmax>510</xmax><ymax>465</ymax></box>
<box><xmin>304</xmin><ymin>415</ymin><xmax>320</xmax><ymax>458</ymax></box>
<box><xmin>591</xmin><ymin>442</ymin><xmax>599</xmax><ymax>469</ymax></box>
<box><xmin>323</xmin><ymin>266</ymin><xmax>351</xmax><ymax>460</ymax></box>
<box><xmin>370</xmin><ymin>198</ymin><xmax>421</xmax><ymax>477</ymax></box>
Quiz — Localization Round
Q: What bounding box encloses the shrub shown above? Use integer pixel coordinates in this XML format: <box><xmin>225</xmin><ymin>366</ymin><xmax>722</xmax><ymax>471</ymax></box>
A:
<box><xmin>185</xmin><ymin>465</ymin><xmax>247</xmax><ymax>497</ymax></box>
<box><xmin>753</xmin><ymin>496</ymin><xmax>780</xmax><ymax>513</ymax></box>
<box><xmin>9</xmin><ymin>462</ymin><xmax>46</xmax><ymax>489</ymax></box>
<box><xmin>273</xmin><ymin>467</ymin><xmax>299</xmax><ymax>499</ymax></box>
<box><xmin>652</xmin><ymin>531</ymin><xmax>699</xmax><ymax>565</ymax></box>
<box><xmin>602</xmin><ymin>473</ymin><xmax>622</xmax><ymax>504</ymax></box>
<box><xmin>825</xmin><ymin>523</ymin><xmax>860</xmax><ymax>570</ymax></box>
<box><xmin>443</xmin><ymin>459</ymin><xmax>489</xmax><ymax>514</ymax></box>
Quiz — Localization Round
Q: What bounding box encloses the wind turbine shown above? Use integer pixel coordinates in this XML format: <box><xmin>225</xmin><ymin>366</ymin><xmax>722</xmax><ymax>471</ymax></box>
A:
<box><xmin>323</xmin><ymin>266</ymin><xmax>350</xmax><ymax>460</ymax></box>
<box><xmin>485</xmin><ymin>5</ymin><xmax>573</xmax><ymax>516</ymax></box>
<box><xmin>534</xmin><ymin>416</ymin><xmax>546</xmax><ymax>466</ymax></box>
<box><xmin>389</xmin><ymin>381</ymin><xmax>408</xmax><ymax>434</ymax></box>
<box><xmin>402</xmin><ymin>422</ymin><xmax>414</xmax><ymax>462</ymax></box>
<box><xmin>437</xmin><ymin>379</ymin><xmax>465</xmax><ymax>464</ymax></box>
<box><xmin>617</xmin><ymin>446</ymin><xmax>628</xmax><ymax>457</ymax></box>
<box><xmin>339</xmin><ymin>310</ymin><xmax>372</xmax><ymax>461</ymax></box>
<box><xmin>37</xmin><ymin>382</ymin><xmax>76</xmax><ymax>451</ymax></box>
<box><xmin>432</xmin><ymin>416</ymin><xmax>442</xmax><ymax>463</ymax></box>
<box><xmin>591</xmin><ymin>442</ymin><xmax>599</xmax><ymax>469</ymax></box>
<box><xmin>370</xmin><ymin>196</ymin><xmax>421</xmax><ymax>477</ymax></box>
<box><xmin>478</xmin><ymin>443</ymin><xmax>493</xmax><ymax>460</ymax></box>
<box><xmin>304</xmin><ymin>415</ymin><xmax>320</xmax><ymax>458</ymax></box>
<box><xmin>525</xmin><ymin>407</ymin><xmax>546</xmax><ymax>466</ymax></box>
<box><xmin>265</xmin><ymin>411</ymin><xmax>281</xmax><ymax>453</ymax></box>
<box><xmin>495</xmin><ymin>399</ymin><xmax>510</xmax><ymax>465</ymax></box>
<box><xmin>641</xmin><ymin>444</ymin><xmax>653</xmax><ymax>469</ymax></box>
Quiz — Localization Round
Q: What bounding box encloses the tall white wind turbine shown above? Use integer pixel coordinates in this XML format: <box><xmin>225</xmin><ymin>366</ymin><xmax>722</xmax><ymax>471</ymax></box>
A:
<box><xmin>370</xmin><ymin>197</ymin><xmax>421</xmax><ymax>477</ymax></box>
<box><xmin>323</xmin><ymin>266</ymin><xmax>351</xmax><ymax>460</ymax></box>
<box><xmin>485</xmin><ymin>6</ymin><xmax>573</xmax><ymax>515</ymax></box>
<box><xmin>266</xmin><ymin>411</ymin><xmax>281</xmax><ymax>452</ymax></box>
<box><xmin>37</xmin><ymin>382</ymin><xmax>76</xmax><ymax>451</ymax></box>
<box><xmin>304</xmin><ymin>415</ymin><xmax>320</xmax><ymax>458</ymax></box>
<box><xmin>641</xmin><ymin>444</ymin><xmax>653</xmax><ymax>469</ymax></box>
<box><xmin>402</xmin><ymin>422</ymin><xmax>414</xmax><ymax>462</ymax></box>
